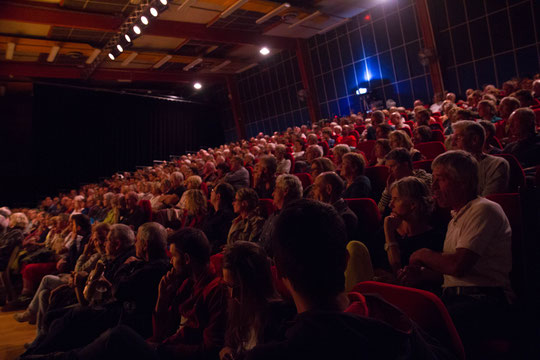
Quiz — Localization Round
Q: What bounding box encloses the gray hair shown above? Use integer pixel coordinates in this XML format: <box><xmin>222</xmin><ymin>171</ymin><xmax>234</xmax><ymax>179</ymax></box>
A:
<box><xmin>276</xmin><ymin>174</ymin><xmax>303</xmax><ymax>201</ymax></box>
<box><xmin>259</xmin><ymin>155</ymin><xmax>278</xmax><ymax>174</ymax></box>
<box><xmin>452</xmin><ymin>120</ymin><xmax>485</xmax><ymax>151</ymax></box>
<box><xmin>390</xmin><ymin>176</ymin><xmax>434</xmax><ymax>218</ymax></box>
<box><xmin>10</xmin><ymin>212</ymin><xmax>29</xmax><ymax>229</ymax></box>
<box><xmin>333</xmin><ymin>144</ymin><xmax>351</xmax><ymax>159</ymax></box>
<box><xmin>170</xmin><ymin>171</ymin><xmax>184</xmax><ymax>184</ymax></box>
<box><xmin>137</xmin><ymin>222</ymin><xmax>168</xmax><ymax>260</ymax></box>
<box><xmin>275</xmin><ymin>144</ymin><xmax>287</xmax><ymax>156</ymax></box>
<box><xmin>306</xmin><ymin>145</ymin><xmax>323</xmax><ymax>158</ymax></box>
<box><xmin>432</xmin><ymin>150</ymin><xmax>478</xmax><ymax>196</ymax></box>
<box><xmin>110</xmin><ymin>224</ymin><xmax>135</xmax><ymax>249</ymax></box>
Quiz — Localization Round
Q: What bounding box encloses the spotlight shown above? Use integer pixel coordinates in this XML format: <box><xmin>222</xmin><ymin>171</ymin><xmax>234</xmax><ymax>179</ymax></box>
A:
<box><xmin>259</xmin><ymin>47</ymin><xmax>270</xmax><ymax>56</ymax></box>
<box><xmin>125</xmin><ymin>34</ymin><xmax>131</xmax><ymax>42</ymax></box>
<box><xmin>194</xmin><ymin>82</ymin><xmax>202</xmax><ymax>90</ymax></box>
<box><xmin>108</xmin><ymin>53</ymin><xmax>115</xmax><ymax>60</ymax></box>
<box><xmin>141</xmin><ymin>16</ymin><xmax>149</xmax><ymax>25</ymax></box>
<box><xmin>133</xmin><ymin>25</ymin><xmax>141</xmax><ymax>34</ymax></box>
<box><xmin>150</xmin><ymin>7</ymin><xmax>158</xmax><ymax>17</ymax></box>
<box><xmin>159</xmin><ymin>0</ymin><xmax>167</xmax><ymax>5</ymax></box>
<box><xmin>117</xmin><ymin>44</ymin><xmax>123</xmax><ymax>52</ymax></box>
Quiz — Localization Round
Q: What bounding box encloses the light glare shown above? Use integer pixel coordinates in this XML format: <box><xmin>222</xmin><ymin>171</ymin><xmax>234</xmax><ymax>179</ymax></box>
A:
<box><xmin>194</xmin><ymin>82</ymin><xmax>202</xmax><ymax>90</ymax></box>
<box><xmin>160</xmin><ymin>0</ymin><xmax>167</xmax><ymax>5</ymax></box>
<box><xmin>259</xmin><ymin>47</ymin><xmax>270</xmax><ymax>55</ymax></box>
<box><xmin>141</xmin><ymin>16</ymin><xmax>149</xmax><ymax>25</ymax></box>
<box><xmin>150</xmin><ymin>8</ymin><xmax>158</xmax><ymax>17</ymax></box>
<box><xmin>108</xmin><ymin>53</ymin><xmax>115</xmax><ymax>60</ymax></box>
<box><xmin>117</xmin><ymin>44</ymin><xmax>123</xmax><ymax>52</ymax></box>
<box><xmin>133</xmin><ymin>25</ymin><xmax>141</xmax><ymax>34</ymax></box>
<box><xmin>124</xmin><ymin>34</ymin><xmax>131</xmax><ymax>42</ymax></box>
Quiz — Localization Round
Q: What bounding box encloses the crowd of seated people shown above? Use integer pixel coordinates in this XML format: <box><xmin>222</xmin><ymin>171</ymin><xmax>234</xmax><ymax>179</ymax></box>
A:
<box><xmin>0</xmin><ymin>74</ymin><xmax>539</xmax><ymax>359</ymax></box>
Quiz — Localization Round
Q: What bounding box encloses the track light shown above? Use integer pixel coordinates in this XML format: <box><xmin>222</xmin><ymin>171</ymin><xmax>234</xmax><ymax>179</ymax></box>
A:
<box><xmin>210</xmin><ymin>60</ymin><xmax>231</xmax><ymax>72</ymax></box>
<box><xmin>153</xmin><ymin>54</ymin><xmax>172</xmax><ymax>69</ymax></box>
<box><xmin>86</xmin><ymin>49</ymin><xmax>101</xmax><ymax>64</ymax></box>
<box><xmin>288</xmin><ymin>10</ymin><xmax>321</xmax><ymax>29</ymax></box>
<box><xmin>6</xmin><ymin>42</ymin><xmax>15</xmax><ymax>60</ymax></box>
<box><xmin>141</xmin><ymin>16</ymin><xmax>149</xmax><ymax>25</ymax></box>
<box><xmin>256</xmin><ymin>3</ymin><xmax>290</xmax><ymax>24</ymax></box>
<box><xmin>159</xmin><ymin>0</ymin><xmax>167</xmax><ymax>5</ymax></box>
<box><xmin>116</xmin><ymin>44</ymin><xmax>123</xmax><ymax>52</ymax></box>
<box><xmin>124</xmin><ymin>34</ymin><xmax>131</xmax><ymax>42</ymax></box>
<box><xmin>259</xmin><ymin>47</ymin><xmax>270</xmax><ymax>56</ymax></box>
<box><xmin>133</xmin><ymin>25</ymin><xmax>141</xmax><ymax>34</ymax></box>
<box><xmin>194</xmin><ymin>82</ymin><xmax>202</xmax><ymax>90</ymax></box>
<box><xmin>150</xmin><ymin>7</ymin><xmax>158</xmax><ymax>17</ymax></box>
<box><xmin>108</xmin><ymin>53</ymin><xmax>115</xmax><ymax>60</ymax></box>
<box><xmin>183</xmin><ymin>57</ymin><xmax>203</xmax><ymax>71</ymax></box>
<box><xmin>47</xmin><ymin>45</ymin><xmax>60</xmax><ymax>62</ymax></box>
<box><xmin>220</xmin><ymin>0</ymin><xmax>248</xmax><ymax>19</ymax></box>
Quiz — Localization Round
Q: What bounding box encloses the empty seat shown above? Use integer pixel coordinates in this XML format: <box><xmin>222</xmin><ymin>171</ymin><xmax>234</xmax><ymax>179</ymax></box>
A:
<box><xmin>431</xmin><ymin>129</ymin><xmax>445</xmax><ymax>142</ymax></box>
<box><xmin>415</xmin><ymin>141</ymin><xmax>446</xmax><ymax>160</ymax></box>
<box><xmin>294</xmin><ymin>172</ymin><xmax>313</xmax><ymax>189</ymax></box>
<box><xmin>353</xmin><ymin>281</ymin><xmax>465</xmax><ymax>360</ymax></box>
<box><xmin>364</xmin><ymin>166</ymin><xmax>389</xmax><ymax>201</ymax></box>
<box><xmin>356</xmin><ymin>140</ymin><xmax>376</xmax><ymax>162</ymax></box>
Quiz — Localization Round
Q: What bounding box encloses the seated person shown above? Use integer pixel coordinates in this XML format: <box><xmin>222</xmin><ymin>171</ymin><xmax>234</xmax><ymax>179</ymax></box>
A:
<box><xmin>246</xmin><ymin>199</ymin><xmax>444</xmax><ymax>360</ymax></box>
<box><xmin>412</xmin><ymin>125</ymin><xmax>432</xmax><ymax>145</ymax></box>
<box><xmin>389</xmin><ymin>112</ymin><xmax>410</xmax><ymax>130</ymax></box>
<box><xmin>341</xmin><ymin>152</ymin><xmax>372</xmax><ymax>199</ymax></box>
<box><xmin>366</xmin><ymin>110</ymin><xmax>385</xmax><ymax>140</ymax></box>
<box><xmin>259</xmin><ymin>174</ymin><xmax>303</xmax><ymax>256</ymax></box>
<box><xmin>119</xmin><ymin>192</ymin><xmax>147</xmax><ymax>231</ymax></box>
<box><xmin>305</xmin><ymin>144</ymin><xmax>324</xmax><ymax>164</ymax></box>
<box><xmin>388</xmin><ymin>130</ymin><xmax>423</xmax><ymax>161</ymax></box>
<box><xmin>227</xmin><ymin>188</ymin><xmax>265</xmax><ymax>245</ymax></box>
<box><xmin>503</xmin><ymin>108</ymin><xmax>540</xmax><ymax>168</ymax></box>
<box><xmin>331</xmin><ymin>144</ymin><xmax>351</xmax><ymax>175</ymax></box>
<box><xmin>369</xmin><ymin>139</ymin><xmax>391</xmax><ymax>166</ymax></box>
<box><xmin>275</xmin><ymin>144</ymin><xmax>291</xmax><ymax>174</ymax></box>
<box><xmin>313</xmin><ymin>172</ymin><xmax>357</xmax><ymax>241</ymax></box>
<box><xmin>177</xmin><ymin>189</ymin><xmax>207</xmax><ymax>230</ymax></box>
<box><xmin>452</xmin><ymin>121</ymin><xmax>509</xmax><ymax>196</ymax></box>
<box><xmin>381</xmin><ymin>177</ymin><xmax>444</xmax><ymax>275</ymax></box>
<box><xmin>478</xmin><ymin>120</ymin><xmax>503</xmax><ymax>155</ymax></box>
<box><xmin>202</xmin><ymin>162</ymin><xmax>217</xmax><ymax>183</ymax></box>
<box><xmin>375</xmin><ymin>124</ymin><xmax>393</xmax><ymax>140</ymax></box>
<box><xmin>495</xmin><ymin>97</ymin><xmax>520</xmax><ymax>143</ymax></box>
<box><xmin>477</xmin><ymin>100</ymin><xmax>501</xmax><ymax>123</ymax></box>
<box><xmin>203</xmin><ymin>183</ymin><xmax>236</xmax><ymax>254</ymax></box>
<box><xmin>378</xmin><ymin>148</ymin><xmax>432</xmax><ymax>215</ymax></box>
<box><xmin>219</xmin><ymin>241</ymin><xmax>295</xmax><ymax>360</ymax></box>
<box><xmin>224</xmin><ymin>156</ymin><xmax>250</xmax><ymax>190</ymax></box>
<box><xmin>253</xmin><ymin>155</ymin><xmax>277</xmax><ymax>199</ymax></box>
<box><xmin>406</xmin><ymin>150</ymin><xmax>512</xmax><ymax>352</ymax></box>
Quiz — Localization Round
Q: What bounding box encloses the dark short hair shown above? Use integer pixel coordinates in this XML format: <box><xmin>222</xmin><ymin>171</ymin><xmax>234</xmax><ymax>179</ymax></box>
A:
<box><xmin>214</xmin><ymin>182</ymin><xmax>235</xmax><ymax>208</ymax></box>
<box><xmin>385</xmin><ymin>148</ymin><xmax>413</xmax><ymax>169</ymax></box>
<box><xmin>415</xmin><ymin>125</ymin><xmax>432</xmax><ymax>142</ymax></box>
<box><xmin>319</xmin><ymin>171</ymin><xmax>345</xmax><ymax>197</ymax></box>
<box><xmin>272</xmin><ymin>199</ymin><xmax>348</xmax><ymax>303</ymax></box>
<box><xmin>71</xmin><ymin>214</ymin><xmax>91</xmax><ymax>235</ymax></box>
<box><xmin>168</xmin><ymin>227</ymin><xmax>211</xmax><ymax>264</ymax></box>
<box><xmin>376</xmin><ymin>124</ymin><xmax>393</xmax><ymax>136</ymax></box>
<box><xmin>216</xmin><ymin>163</ymin><xmax>230</xmax><ymax>172</ymax></box>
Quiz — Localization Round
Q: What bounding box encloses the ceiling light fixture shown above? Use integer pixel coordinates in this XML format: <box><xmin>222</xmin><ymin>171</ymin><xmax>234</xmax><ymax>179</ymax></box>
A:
<box><xmin>220</xmin><ymin>0</ymin><xmax>248</xmax><ymax>19</ymax></box>
<box><xmin>150</xmin><ymin>7</ymin><xmax>158</xmax><ymax>17</ymax></box>
<box><xmin>193</xmin><ymin>82</ymin><xmax>202</xmax><ymax>90</ymax></box>
<box><xmin>133</xmin><ymin>25</ymin><xmax>141</xmax><ymax>34</ymax></box>
<box><xmin>141</xmin><ymin>16</ymin><xmax>149</xmax><ymax>25</ymax></box>
<box><xmin>6</xmin><ymin>42</ymin><xmax>15</xmax><ymax>60</ymax></box>
<box><xmin>116</xmin><ymin>44</ymin><xmax>124</xmax><ymax>52</ymax></box>
<box><xmin>183</xmin><ymin>57</ymin><xmax>203</xmax><ymax>71</ymax></box>
<box><xmin>108</xmin><ymin>53</ymin><xmax>115</xmax><ymax>60</ymax></box>
<box><xmin>86</xmin><ymin>49</ymin><xmax>101</xmax><ymax>64</ymax></box>
<box><xmin>153</xmin><ymin>54</ymin><xmax>172</xmax><ymax>69</ymax></box>
<box><xmin>288</xmin><ymin>10</ymin><xmax>321</xmax><ymax>29</ymax></box>
<box><xmin>159</xmin><ymin>0</ymin><xmax>167</xmax><ymax>5</ymax></box>
<box><xmin>124</xmin><ymin>34</ymin><xmax>132</xmax><ymax>42</ymax></box>
<box><xmin>122</xmin><ymin>52</ymin><xmax>138</xmax><ymax>67</ymax></box>
<box><xmin>256</xmin><ymin>3</ymin><xmax>290</xmax><ymax>24</ymax></box>
<box><xmin>317</xmin><ymin>18</ymin><xmax>350</xmax><ymax>35</ymax></box>
<box><xmin>47</xmin><ymin>45</ymin><xmax>60</xmax><ymax>62</ymax></box>
<box><xmin>259</xmin><ymin>47</ymin><xmax>270</xmax><ymax>55</ymax></box>
<box><xmin>210</xmin><ymin>59</ymin><xmax>231</xmax><ymax>72</ymax></box>
<box><xmin>235</xmin><ymin>63</ymin><xmax>258</xmax><ymax>74</ymax></box>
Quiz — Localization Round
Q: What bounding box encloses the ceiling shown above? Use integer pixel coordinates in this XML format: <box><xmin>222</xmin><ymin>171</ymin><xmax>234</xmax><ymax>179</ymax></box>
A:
<box><xmin>0</xmin><ymin>0</ymin><xmax>377</xmax><ymax>95</ymax></box>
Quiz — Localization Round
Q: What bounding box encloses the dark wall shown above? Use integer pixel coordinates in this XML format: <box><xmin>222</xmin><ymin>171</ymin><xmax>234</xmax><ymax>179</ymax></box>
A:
<box><xmin>309</xmin><ymin>0</ymin><xmax>432</xmax><ymax>116</ymax></box>
<box><xmin>428</xmin><ymin>0</ymin><xmax>540</xmax><ymax>98</ymax></box>
<box><xmin>0</xmin><ymin>83</ymin><xmax>225</xmax><ymax>207</ymax></box>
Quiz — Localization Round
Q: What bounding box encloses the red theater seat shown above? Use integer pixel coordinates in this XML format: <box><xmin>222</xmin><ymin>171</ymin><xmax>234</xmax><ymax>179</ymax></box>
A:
<box><xmin>294</xmin><ymin>172</ymin><xmax>313</xmax><ymax>189</ymax></box>
<box><xmin>431</xmin><ymin>129</ymin><xmax>445</xmax><ymax>142</ymax></box>
<box><xmin>258</xmin><ymin>199</ymin><xmax>275</xmax><ymax>218</ymax></box>
<box><xmin>210</xmin><ymin>252</ymin><xmax>224</xmax><ymax>277</ymax></box>
<box><xmin>412</xmin><ymin>159</ymin><xmax>433</xmax><ymax>173</ymax></box>
<box><xmin>345</xmin><ymin>198</ymin><xmax>382</xmax><ymax>235</ymax></box>
<box><xmin>365</xmin><ymin>166</ymin><xmax>389</xmax><ymax>200</ymax></box>
<box><xmin>356</xmin><ymin>140</ymin><xmax>376</xmax><ymax>162</ymax></box>
<box><xmin>493</xmin><ymin>154</ymin><xmax>525</xmax><ymax>192</ymax></box>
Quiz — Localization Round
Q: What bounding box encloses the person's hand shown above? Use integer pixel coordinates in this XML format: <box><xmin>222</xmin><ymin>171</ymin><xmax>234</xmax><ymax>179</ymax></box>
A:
<box><xmin>156</xmin><ymin>269</ymin><xmax>181</xmax><ymax>312</ymax></box>
<box><xmin>384</xmin><ymin>213</ymin><xmax>402</xmax><ymax>234</ymax></box>
<box><xmin>409</xmin><ymin>248</ymin><xmax>431</xmax><ymax>267</ymax></box>
<box><xmin>219</xmin><ymin>347</ymin><xmax>235</xmax><ymax>360</ymax></box>
<box><xmin>397</xmin><ymin>265</ymin><xmax>424</xmax><ymax>287</ymax></box>
<box><xmin>124</xmin><ymin>256</ymin><xmax>139</xmax><ymax>264</ymax></box>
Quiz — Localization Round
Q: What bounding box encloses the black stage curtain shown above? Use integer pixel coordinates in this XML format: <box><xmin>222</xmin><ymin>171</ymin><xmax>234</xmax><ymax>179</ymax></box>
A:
<box><xmin>1</xmin><ymin>83</ymin><xmax>225</xmax><ymax>207</ymax></box>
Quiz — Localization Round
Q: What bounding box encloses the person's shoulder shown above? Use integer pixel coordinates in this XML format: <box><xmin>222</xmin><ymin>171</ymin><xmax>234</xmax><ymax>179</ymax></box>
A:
<box><xmin>468</xmin><ymin>197</ymin><xmax>506</xmax><ymax>219</ymax></box>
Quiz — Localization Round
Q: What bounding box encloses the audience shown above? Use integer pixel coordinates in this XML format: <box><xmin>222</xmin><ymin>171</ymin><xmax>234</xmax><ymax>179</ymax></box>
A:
<box><xmin>227</xmin><ymin>188</ymin><xmax>265</xmax><ymax>245</ymax></box>
<box><xmin>203</xmin><ymin>183</ymin><xmax>236</xmax><ymax>254</ymax></box>
<box><xmin>224</xmin><ymin>156</ymin><xmax>250</xmax><ymax>190</ymax></box>
<box><xmin>503</xmin><ymin>108</ymin><xmax>540</xmax><ymax>168</ymax></box>
<box><xmin>341</xmin><ymin>152</ymin><xmax>371</xmax><ymax>199</ymax></box>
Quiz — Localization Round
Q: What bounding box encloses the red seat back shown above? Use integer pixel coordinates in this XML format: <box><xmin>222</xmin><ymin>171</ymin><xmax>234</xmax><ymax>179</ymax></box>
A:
<box><xmin>431</xmin><ymin>129</ymin><xmax>445</xmax><ymax>142</ymax></box>
<box><xmin>294</xmin><ymin>172</ymin><xmax>313</xmax><ymax>189</ymax></box>
<box><xmin>210</xmin><ymin>252</ymin><xmax>224</xmax><ymax>277</ymax></box>
<box><xmin>415</xmin><ymin>141</ymin><xmax>446</xmax><ymax>160</ymax></box>
<box><xmin>365</xmin><ymin>166</ymin><xmax>389</xmax><ymax>200</ymax></box>
<box><xmin>200</xmin><ymin>182</ymin><xmax>209</xmax><ymax>196</ymax></box>
<box><xmin>412</xmin><ymin>159</ymin><xmax>433</xmax><ymax>173</ymax></box>
<box><xmin>405</xmin><ymin>120</ymin><xmax>415</xmax><ymax>129</ymax></box>
<box><xmin>430</xmin><ymin>122</ymin><xmax>444</xmax><ymax>131</ymax></box>
<box><xmin>355</xmin><ymin>125</ymin><xmax>366</xmax><ymax>134</ymax></box>
<box><xmin>356</xmin><ymin>140</ymin><xmax>376</xmax><ymax>162</ymax></box>
<box><xmin>138</xmin><ymin>199</ymin><xmax>153</xmax><ymax>222</ymax></box>
<box><xmin>258</xmin><ymin>199</ymin><xmax>275</xmax><ymax>218</ymax></box>
<box><xmin>399</xmin><ymin>127</ymin><xmax>412</xmax><ymax>138</ymax></box>
<box><xmin>353</xmin><ymin>281</ymin><xmax>465</xmax><ymax>360</ymax></box>
<box><xmin>344</xmin><ymin>198</ymin><xmax>382</xmax><ymax>235</ymax></box>
<box><xmin>493</xmin><ymin>154</ymin><xmax>525</xmax><ymax>192</ymax></box>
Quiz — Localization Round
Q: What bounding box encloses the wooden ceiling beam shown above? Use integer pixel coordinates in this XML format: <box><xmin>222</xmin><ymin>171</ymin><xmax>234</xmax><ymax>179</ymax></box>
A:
<box><xmin>0</xmin><ymin>61</ymin><xmax>227</xmax><ymax>83</ymax></box>
<box><xmin>0</xmin><ymin>2</ymin><xmax>296</xmax><ymax>49</ymax></box>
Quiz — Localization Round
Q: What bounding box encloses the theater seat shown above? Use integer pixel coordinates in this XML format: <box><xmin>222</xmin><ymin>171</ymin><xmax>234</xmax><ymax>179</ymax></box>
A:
<box><xmin>258</xmin><ymin>199</ymin><xmax>275</xmax><ymax>218</ymax></box>
<box><xmin>138</xmin><ymin>199</ymin><xmax>153</xmax><ymax>222</ymax></box>
<box><xmin>399</xmin><ymin>126</ymin><xmax>412</xmax><ymax>138</ymax></box>
<box><xmin>493</xmin><ymin>154</ymin><xmax>525</xmax><ymax>192</ymax></box>
<box><xmin>365</xmin><ymin>166</ymin><xmax>389</xmax><ymax>201</ymax></box>
<box><xmin>356</xmin><ymin>140</ymin><xmax>376</xmax><ymax>162</ymax></box>
<box><xmin>353</xmin><ymin>281</ymin><xmax>465</xmax><ymax>360</ymax></box>
<box><xmin>431</xmin><ymin>129</ymin><xmax>445</xmax><ymax>142</ymax></box>
<box><xmin>344</xmin><ymin>198</ymin><xmax>382</xmax><ymax>235</ymax></box>
<box><xmin>415</xmin><ymin>141</ymin><xmax>446</xmax><ymax>160</ymax></box>
<box><xmin>294</xmin><ymin>172</ymin><xmax>313</xmax><ymax>189</ymax></box>
<box><xmin>412</xmin><ymin>159</ymin><xmax>433</xmax><ymax>173</ymax></box>
<box><xmin>210</xmin><ymin>252</ymin><xmax>224</xmax><ymax>278</ymax></box>
<box><xmin>405</xmin><ymin>120</ymin><xmax>415</xmax><ymax>129</ymax></box>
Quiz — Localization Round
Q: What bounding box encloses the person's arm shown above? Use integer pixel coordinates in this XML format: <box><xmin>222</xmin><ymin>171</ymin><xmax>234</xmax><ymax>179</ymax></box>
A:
<box><xmin>409</xmin><ymin>247</ymin><xmax>480</xmax><ymax>277</ymax></box>
<box><xmin>153</xmin><ymin>270</ymin><xmax>186</xmax><ymax>341</ymax></box>
<box><xmin>481</xmin><ymin>158</ymin><xmax>510</xmax><ymax>196</ymax></box>
<box><xmin>378</xmin><ymin>188</ymin><xmax>391</xmax><ymax>213</ymax></box>
<box><xmin>383</xmin><ymin>215</ymin><xmax>402</xmax><ymax>274</ymax></box>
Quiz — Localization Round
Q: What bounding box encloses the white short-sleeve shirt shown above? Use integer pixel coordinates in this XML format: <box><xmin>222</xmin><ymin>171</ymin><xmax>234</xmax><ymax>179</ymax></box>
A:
<box><xmin>443</xmin><ymin>197</ymin><xmax>512</xmax><ymax>291</ymax></box>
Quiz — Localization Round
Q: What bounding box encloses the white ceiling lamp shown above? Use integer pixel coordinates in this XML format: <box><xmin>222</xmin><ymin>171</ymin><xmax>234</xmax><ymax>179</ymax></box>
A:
<box><xmin>210</xmin><ymin>59</ymin><xmax>231</xmax><ymax>72</ymax></box>
<box><xmin>153</xmin><ymin>54</ymin><xmax>172</xmax><ymax>68</ymax></box>
<box><xmin>177</xmin><ymin>0</ymin><xmax>197</xmax><ymax>12</ymax></box>
<box><xmin>259</xmin><ymin>47</ymin><xmax>270</xmax><ymax>55</ymax></box>
<box><xmin>6</xmin><ymin>42</ymin><xmax>15</xmax><ymax>60</ymax></box>
<box><xmin>317</xmin><ymin>18</ymin><xmax>349</xmax><ymax>35</ymax></box>
<box><xmin>116</xmin><ymin>44</ymin><xmax>124</xmax><ymax>52</ymax></box>
<box><xmin>183</xmin><ymin>57</ymin><xmax>203</xmax><ymax>71</ymax></box>
<box><xmin>141</xmin><ymin>16</ymin><xmax>149</xmax><ymax>25</ymax></box>
<box><xmin>133</xmin><ymin>25</ymin><xmax>141</xmax><ymax>34</ymax></box>
<box><xmin>121</xmin><ymin>52</ymin><xmax>138</xmax><ymax>67</ymax></box>
<box><xmin>159</xmin><ymin>0</ymin><xmax>167</xmax><ymax>5</ymax></box>
<box><xmin>124</xmin><ymin>34</ymin><xmax>132</xmax><ymax>42</ymax></box>
<box><xmin>235</xmin><ymin>63</ymin><xmax>258</xmax><ymax>74</ymax></box>
<box><xmin>288</xmin><ymin>10</ymin><xmax>321</xmax><ymax>29</ymax></box>
<box><xmin>150</xmin><ymin>7</ymin><xmax>158</xmax><ymax>17</ymax></box>
<box><xmin>256</xmin><ymin>3</ymin><xmax>290</xmax><ymax>24</ymax></box>
<box><xmin>46</xmin><ymin>45</ymin><xmax>60</xmax><ymax>62</ymax></box>
<box><xmin>108</xmin><ymin>53</ymin><xmax>115</xmax><ymax>60</ymax></box>
<box><xmin>193</xmin><ymin>82</ymin><xmax>202</xmax><ymax>90</ymax></box>
<box><xmin>220</xmin><ymin>0</ymin><xmax>248</xmax><ymax>19</ymax></box>
<box><xmin>86</xmin><ymin>49</ymin><xmax>101</xmax><ymax>64</ymax></box>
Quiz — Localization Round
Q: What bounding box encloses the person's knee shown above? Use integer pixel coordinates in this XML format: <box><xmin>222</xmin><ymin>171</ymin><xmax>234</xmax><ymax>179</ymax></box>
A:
<box><xmin>103</xmin><ymin>325</ymin><xmax>138</xmax><ymax>348</ymax></box>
